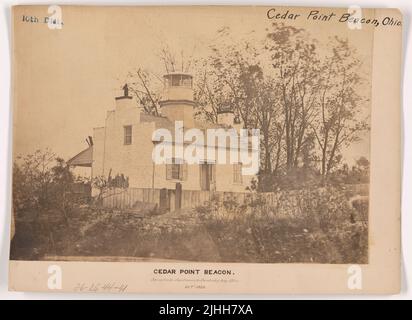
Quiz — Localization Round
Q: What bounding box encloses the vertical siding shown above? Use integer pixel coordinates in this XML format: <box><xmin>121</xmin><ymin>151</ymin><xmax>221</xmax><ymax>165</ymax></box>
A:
<box><xmin>101</xmin><ymin>185</ymin><xmax>367</xmax><ymax>212</ymax></box>
<box><xmin>102</xmin><ymin>187</ymin><xmax>254</xmax><ymax>209</ymax></box>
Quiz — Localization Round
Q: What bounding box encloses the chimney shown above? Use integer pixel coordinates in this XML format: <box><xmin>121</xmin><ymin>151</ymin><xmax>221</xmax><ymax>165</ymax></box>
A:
<box><xmin>115</xmin><ymin>83</ymin><xmax>134</xmax><ymax>110</ymax></box>
<box><xmin>217</xmin><ymin>107</ymin><xmax>235</xmax><ymax>127</ymax></box>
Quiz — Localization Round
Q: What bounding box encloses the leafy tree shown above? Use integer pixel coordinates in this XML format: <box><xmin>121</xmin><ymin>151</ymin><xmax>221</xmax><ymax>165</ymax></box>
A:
<box><xmin>121</xmin><ymin>25</ymin><xmax>371</xmax><ymax>191</ymax></box>
<box><xmin>266</xmin><ymin>23</ymin><xmax>320</xmax><ymax>172</ymax></box>
<box><xmin>49</xmin><ymin>157</ymin><xmax>75</xmax><ymax>222</ymax></box>
<box><xmin>13</xmin><ymin>149</ymin><xmax>56</xmax><ymax>215</ymax></box>
<box><xmin>311</xmin><ymin>38</ymin><xmax>369</xmax><ymax>177</ymax></box>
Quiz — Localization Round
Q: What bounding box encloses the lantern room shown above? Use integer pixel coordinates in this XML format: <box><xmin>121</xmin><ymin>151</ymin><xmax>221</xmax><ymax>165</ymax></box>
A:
<box><xmin>161</xmin><ymin>72</ymin><xmax>194</xmax><ymax>102</ymax></box>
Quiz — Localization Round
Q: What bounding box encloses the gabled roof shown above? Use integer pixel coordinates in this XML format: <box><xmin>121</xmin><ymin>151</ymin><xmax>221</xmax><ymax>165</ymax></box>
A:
<box><xmin>67</xmin><ymin>146</ymin><xmax>93</xmax><ymax>167</ymax></box>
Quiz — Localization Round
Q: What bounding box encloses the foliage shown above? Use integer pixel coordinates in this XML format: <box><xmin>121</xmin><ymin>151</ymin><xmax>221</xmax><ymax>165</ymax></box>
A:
<box><xmin>11</xmin><ymin>172</ymin><xmax>368</xmax><ymax>263</ymax></box>
<box><xmin>123</xmin><ymin>23</ymin><xmax>371</xmax><ymax>192</ymax></box>
<box><xmin>194</xmin><ymin>186</ymin><xmax>368</xmax><ymax>263</ymax></box>
<box><xmin>12</xmin><ymin>150</ymin><xmax>80</xmax><ymax>256</ymax></box>
<box><xmin>329</xmin><ymin>156</ymin><xmax>370</xmax><ymax>184</ymax></box>
<box><xmin>91</xmin><ymin>171</ymin><xmax>129</xmax><ymax>205</ymax></box>
<box><xmin>194</xmin><ymin>23</ymin><xmax>370</xmax><ymax>190</ymax></box>
<box><xmin>12</xmin><ymin>149</ymin><xmax>78</xmax><ymax>221</ymax></box>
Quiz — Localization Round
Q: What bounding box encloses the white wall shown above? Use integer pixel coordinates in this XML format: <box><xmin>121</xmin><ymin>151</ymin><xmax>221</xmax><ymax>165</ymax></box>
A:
<box><xmin>92</xmin><ymin>106</ymin><xmax>254</xmax><ymax>192</ymax></box>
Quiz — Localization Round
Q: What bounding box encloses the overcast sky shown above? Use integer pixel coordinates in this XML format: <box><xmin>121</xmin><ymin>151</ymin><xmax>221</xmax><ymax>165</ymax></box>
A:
<box><xmin>12</xmin><ymin>5</ymin><xmax>374</xmax><ymax>165</ymax></box>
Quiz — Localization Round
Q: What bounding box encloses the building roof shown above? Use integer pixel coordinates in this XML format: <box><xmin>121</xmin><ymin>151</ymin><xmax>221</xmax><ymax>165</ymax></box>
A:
<box><xmin>163</xmin><ymin>72</ymin><xmax>193</xmax><ymax>78</ymax></box>
<box><xmin>140</xmin><ymin>113</ymin><xmax>175</xmax><ymax>130</ymax></box>
<box><xmin>140</xmin><ymin>113</ymin><xmax>224</xmax><ymax>132</ymax></box>
<box><xmin>68</xmin><ymin>112</ymin><xmax>249</xmax><ymax>166</ymax></box>
<box><xmin>67</xmin><ymin>146</ymin><xmax>93</xmax><ymax>167</ymax></box>
<box><xmin>142</xmin><ymin>114</ymin><xmax>251</xmax><ymax>150</ymax></box>
<box><xmin>217</xmin><ymin>106</ymin><xmax>234</xmax><ymax>114</ymax></box>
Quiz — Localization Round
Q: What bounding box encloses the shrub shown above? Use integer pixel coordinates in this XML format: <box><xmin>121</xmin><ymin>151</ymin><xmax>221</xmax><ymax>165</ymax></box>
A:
<box><xmin>194</xmin><ymin>187</ymin><xmax>367</xmax><ymax>263</ymax></box>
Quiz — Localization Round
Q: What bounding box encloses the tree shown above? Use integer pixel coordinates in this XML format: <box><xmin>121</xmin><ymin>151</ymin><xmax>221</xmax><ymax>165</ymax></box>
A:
<box><xmin>13</xmin><ymin>149</ymin><xmax>56</xmax><ymax>215</ymax></box>
<box><xmin>311</xmin><ymin>37</ymin><xmax>369</xmax><ymax>177</ymax></box>
<box><xmin>266</xmin><ymin>22</ymin><xmax>320</xmax><ymax>172</ymax></box>
<box><xmin>49</xmin><ymin>157</ymin><xmax>75</xmax><ymax>222</ymax></box>
<box><xmin>194</xmin><ymin>30</ymin><xmax>284</xmax><ymax>183</ymax></box>
<box><xmin>122</xmin><ymin>26</ymin><xmax>370</xmax><ymax>191</ymax></box>
<box><xmin>127</xmin><ymin>68</ymin><xmax>162</xmax><ymax>116</ymax></box>
<box><xmin>196</xmin><ymin>24</ymin><xmax>370</xmax><ymax>189</ymax></box>
<box><xmin>12</xmin><ymin>150</ymin><xmax>82</xmax><ymax>222</ymax></box>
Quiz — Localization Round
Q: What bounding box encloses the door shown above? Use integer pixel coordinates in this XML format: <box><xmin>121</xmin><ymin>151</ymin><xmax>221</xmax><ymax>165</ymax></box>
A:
<box><xmin>200</xmin><ymin>164</ymin><xmax>209</xmax><ymax>191</ymax></box>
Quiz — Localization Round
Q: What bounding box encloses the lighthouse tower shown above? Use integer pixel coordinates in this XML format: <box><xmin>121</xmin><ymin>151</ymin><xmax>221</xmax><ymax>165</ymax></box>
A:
<box><xmin>160</xmin><ymin>72</ymin><xmax>195</xmax><ymax>128</ymax></box>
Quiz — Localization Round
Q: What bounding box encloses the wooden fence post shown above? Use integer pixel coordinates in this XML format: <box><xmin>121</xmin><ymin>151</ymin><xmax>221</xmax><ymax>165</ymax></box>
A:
<box><xmin>175</xmin><ymin>183</ymin><xmax>182</xmax><ymax>210</ymax></box>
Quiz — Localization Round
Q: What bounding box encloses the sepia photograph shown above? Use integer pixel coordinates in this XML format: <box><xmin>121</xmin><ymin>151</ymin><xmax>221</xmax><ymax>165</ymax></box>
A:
<box><xmin>10</xmin><ymin>6</ymin><xmax>372</xmax><ymax>265</ymax></box>
<box><xmin>4</xmin><ymin>4</ymin><xmax>403</xmax><ymax>295</ymax></box>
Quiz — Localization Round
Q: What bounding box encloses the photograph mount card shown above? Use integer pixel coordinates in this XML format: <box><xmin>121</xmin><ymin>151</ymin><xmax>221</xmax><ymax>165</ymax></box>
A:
<box><xmin>9</xmin><ymin>5</ymin><xmax>402</xmax><ymax>294</ymax></box>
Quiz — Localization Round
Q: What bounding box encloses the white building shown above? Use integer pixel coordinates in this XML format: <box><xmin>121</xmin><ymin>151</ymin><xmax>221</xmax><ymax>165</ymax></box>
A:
<box><xmin>68</xmin><ymin>72</ymin><xmax>256</xmax><ymax>195</ymax></box>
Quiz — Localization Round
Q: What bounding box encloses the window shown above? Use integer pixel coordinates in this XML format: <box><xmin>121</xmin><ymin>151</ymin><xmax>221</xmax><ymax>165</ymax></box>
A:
<box><xmin>171</xmin><ymin>163</ymin><xmax>181</xmax><ymax>180</ymax></box>
<box><xmin>182</xmin><ymin>77</ymin><xmax>192</xmax><ymax>88</ymax></box>
<box><xmin>166</xmin><ymin>158</ymin><xmax>187</xmax><ymax>180</ymax></box>
<box><xmin>168</xmin><ymin>74</ymin><xmax>193</xmax><ymax>88</ymax></box>
<box><xmin>233</xmin><ymin>163</ymin><xmax>243</xmax><ymax>184</ymax></box>
<box><xmin>124</xmin><ymin>125</ymin><xmax>132</xmax><ymax>145</ymax></box>
<box><xmin>171</xmin><ymin>75</ymin><xmax>181</xmax><ymax>87</ymax></box>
